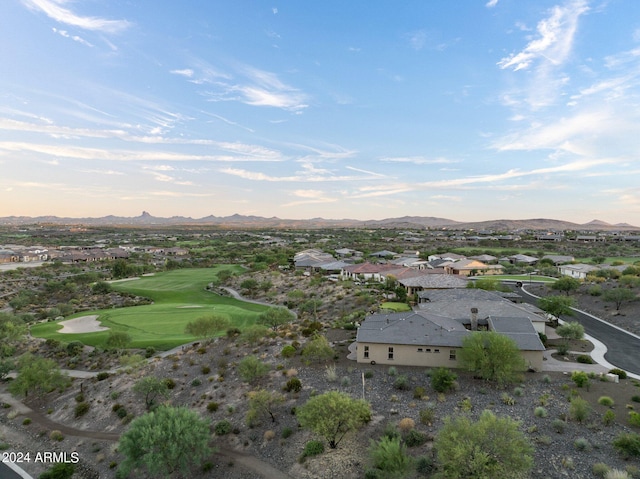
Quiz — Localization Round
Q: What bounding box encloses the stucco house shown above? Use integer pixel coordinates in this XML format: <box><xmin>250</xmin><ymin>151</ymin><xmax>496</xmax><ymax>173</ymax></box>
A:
<box><xmin>355</xmin><ymin>289</ymin><xmax>545</xmax><ymax>371</ymax></box>
<box><xmin>558</xmin><ymin>263</ymin><xmax>599</xmax><ymax>279</ymax></box>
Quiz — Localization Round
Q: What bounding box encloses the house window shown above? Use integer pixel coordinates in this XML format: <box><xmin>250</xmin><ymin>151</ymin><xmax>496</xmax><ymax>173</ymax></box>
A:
<box><xmin>449</xmin><ymin>350</ymin><xmax>456</xmax><ymax>361</ymax></box>
<box><xmin>388</xmin><ymin>347</ymin><xmax>394</xmax><ymax>360</ymax></box>
<box><xmin>417</xmin><ymin>348</ymin><xmax>423</xmax><ymax>352</ymax></box>
<box><xmin>364</xmin><ymin>346</ymin><xmax>369</xmax><ymax>359</ymax></box>
<box><xmin>425</xmin><ymin>348</ymin><xmax>431</xmax><ymax>353</ymax></box>
<box><xmin>434</xmin><ymin>349</ymin><xmax>440</xmax><ymax>353</ymax></box>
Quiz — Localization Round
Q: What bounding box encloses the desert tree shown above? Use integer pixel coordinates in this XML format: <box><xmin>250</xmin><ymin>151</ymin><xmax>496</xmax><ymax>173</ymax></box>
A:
<box><xmin>8</xmin><ymin>353</ymin><xmax>69</xmax><ymax>398</ymax></box>
<box><xmin>257</xmin><ymin>306</ymin><xmax>295</xmax><ymax>331</ymax></box>
<box><xmin>105</xmin><ymin>331</ymin><xmax>132</xmax><ymax>355</ymax></box>
<box><xmin>556</xmin><ymin>321</ymin><xmax>585</xmax><ymax>354</ymax></box>
<box><xmin>118</xmin><ymin>406</ymin><xmax>211</xmax><ymax>478</ymax></box>
<box><xmin>296</xmin><ymin>391</ymin><xmax>371</xmax><ymax>449</ymax></box>
<box><xmin>538</xmin><ymin>295</ymin><xmax>575</xmax><ymax>325</ymax></box>
<box><xmin>184</xmin><ymin>314</ymin><xmax>231</xmax><ymax>341</ymax></box>
<box><xmin>551</xmin><ymin>276</ymin><xmax>581</xmax><ymax>296</ymax></box>
<box><xmin>133</xmin><ymin>376</ymin><xmax>170</xmax><ymax>410</ymax></box>
<box><xmin>458</xmin><ymin>332</ymin><xmax>526</xmax><ymax>387</ymax></box>
<box><xmin>603</xmin><ymin>287</ymin><xmax>637</xmax><ymax>311</ymax></box>
<box><xmin>245</xmin><ymin>389</ymin><xmax>285</xmax><ymax>426</ymax></box>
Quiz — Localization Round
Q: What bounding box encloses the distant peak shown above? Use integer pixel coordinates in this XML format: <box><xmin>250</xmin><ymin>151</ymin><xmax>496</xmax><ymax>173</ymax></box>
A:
<box><xmin>140</xmin><ymin>211</ymin><xmax>152</xmax><ymax>217</ymax></box>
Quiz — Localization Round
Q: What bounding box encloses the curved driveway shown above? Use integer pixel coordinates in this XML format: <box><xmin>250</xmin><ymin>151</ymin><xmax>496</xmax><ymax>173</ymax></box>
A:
<box><xmin>513</xmin><ymin>282</ymin><xmax>640</xmax><ymax>377</ymax></box>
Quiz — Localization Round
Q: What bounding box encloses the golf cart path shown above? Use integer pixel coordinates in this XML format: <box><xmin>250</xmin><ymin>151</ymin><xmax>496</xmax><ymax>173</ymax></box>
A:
<box><xmin>0</xmin><ymin>389</ymin><xmax>294</xmax><ymax>479</ymax></box>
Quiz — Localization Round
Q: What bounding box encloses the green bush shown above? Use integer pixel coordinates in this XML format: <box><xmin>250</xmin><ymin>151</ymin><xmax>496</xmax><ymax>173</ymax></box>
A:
<box><xmin>629</xmin><ymin>411</ymin><xmax>640</xmax><ymax>427</ymax></box>
<box><xmin>571</xmin><ymin>371</ymin><xmax>590</xmax><ymax>388</ymax></box>
<box><xmin>552</xmin><ymin>418</ymin><xmax>566</xmax><ymax>433</ymax></box>
<box><xmin>116</xmin><ymin>407</ymin><xmax>128</xmax><ymax>419</ymax></box>
<box><xmin>404</xmin><ymin>429</ymin><xmax>428</xmax><ymax>447</ymax></box>
<box><xmin>206</xmin><ymin>402</ymin><xmax>219</xmax><ymax>412</ymax></box>
<box><xmin>534</xmin><ymin>407</ymin><xmax>548</xmax><ymax>418</ymax></box>
<box><xmin>38</xmin><ymin>462</ymin><xmax>75</xmax><ymax>479</ymax></box>
<box><xmin>96</xmin><ymin>372</ymin><xmax>110</xmax><ymax>381</ymax></box>
<box><xmin>387</xmin><ymin>366</ymin><xmax>397</xmax><ymax>377</ymax></box>
<box><xmin>368</xmin><ymin>436</ymin><xmax>412</xmax><ymax>477</ymax></box>
<box><xmin>74</xmin><ymin>402</ymin><xmax>90</xmax><ymax>418</ymax></box>
<box><xmin>281</xmin><ymin>345</ymin><xmax>297</xmax><ymax>358</ymax></box>
<box><xmin>284</xmin><ymin>377</ymin><xmax>302</xmax><ymax>393</ymax></box>
<box><xmin>610</xmin><ymin>369</ymin><xmax>628</xmax><ymax>380</ymax></box>
<box><xmin>576</xmin><ymin>355</ymin><xmax>594</xmax><ymax>364</ymax></box>
<box><xmin>574</xmin><ymin>437</ymin><xmax>590</xmax><ymax>451</ymax></box>
<box><xmin>419</xmin><ymin>406</ymin><xmax>436</xmax><ymax>425</ymax></box>
<box><xmin>281</xmin><ymin>427</ymin><xmax>293</xmax><ymax>439</ymax></box>
<box><xmin>237</xmin><ymin>355</ymin><xmax>270</xmax><ymax>383</ymax></box>
<box><xmin>632</xmin><ymin>395</ymin><xmax>640</xmax><ymax>403</ymax></box>
<box><xmin>393</xmin><ymin>375</ymin><xmax>410</xmax><ymax>391</ymax></box>
<box><xmin>214</xmin><ymin>420</ymin><xmax>232</xmax><ymax>436</ymax></box>
<box><xmin>431</xmin><ymin>367</ymin><xmax>457</xmax><ymax>393</ymax></box>
<box><xmin>593</xmin><ymin>462</ymin><xmax>610</xmax><ymax>478</ymax></box>
<box><xmin>603</xmin><ymin>409</ymin><xmax>616</xmax><ymax>426</ymax></box>
<box><xmin>569</xmin><ymin>397</ymin><xmax>591</xmax><ymax>423</ymax></box>
<box><xmin>598</xmin><ymin>396</ymin><xmax>615</xmax><ymax>407</ymax></box>
<box><xmin>413</xmin><ymin>386</ymin><xmax>426</xmax><ymax>399</ymax></box>
<box><xmin>415</xmin><ymin>455</ymin><xmax>436</xmax><ymax>476</ymax></box>
<box><xmin>613</xmin><ymin>433</ymin><xmax>640</xmax><ymax>458</ymax></box>
<box><xmin>301</xmin><ymin>440</ymin><xmax>324</xmax><ymax>459</ymax></box>
<box><xmin>163</xmin><ymin>378</ymin><xmax>176</xmax><ymax>389</ymax></box>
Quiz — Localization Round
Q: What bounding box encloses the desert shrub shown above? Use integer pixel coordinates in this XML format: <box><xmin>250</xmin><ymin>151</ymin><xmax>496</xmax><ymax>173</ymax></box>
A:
<box><xmin>116</xmin><ymin>407</ymin><xmax>128</xmax><ymax>419</ymax></box>
<box><xmin>404</xmin><ymin>429</ymin><xmax>428</xmax><ymax>447</ymax></box>
<box><xmin>49</xmin><ymin>430</ymin><xmax>64</xmax><ymax>441</ymax></box>
<box><xmin>513</xmin><ymin>387</ymin><xmax>524</xmax><ymax>397</ymax></box>
<box><xmin>629</xmin><ymin>411</ymin><xmax>640</xmax><ymax>427</ymax></box>
<box><xmin>419</xmin><ymin>406</ymin><xmax>436</xmax><ymax>425</ymax></box>
<box><xmin>413</xmin><ymin>386</ymin><xmax>426</xmax><ymax>399</ymax></box>
<box><xmin>613</xmin><ymin>433</ymin><xmax>640</xmax><ymax>458</ymax></box>
<box><xmin>201</xmin><ymin>366</ymin><xmax>211</xmax><ymax>375</ymax></box>
<box><xmin>74</xmin><ymin>402</ymin><xmax>90</xmax><ymax>418</ymax></box>
<box><xmin>214</xmin><ymin>420</ymin><xmax>232</xmax><ymax>436</ymax></box>
<box><xmin>206</xmin><ymin>402</ymin><xmax>219</xmax><ymax>412</ymax></box>
<box><xmin>577</xmin><ymin>355</ymin><xmax>594</xmax><ymax>364</ymax></box>
<box><xmin>22</xmin><ymin>418</ymin><xmax>31</xmax><ymax>425</ymax></box>
<box><xmin>301</xmin><ymin>440</ymin><xmax>324</xmax><ymax>459</ymax></box>
<box><xmin>238</xmin><ymin>355</ymin><xmax>269</xmax><ymax>383</ymax></box>
<box><xmin>501</xmin><ymin>393</ymin><xmax>515</xmax><ymax>405</ymax></box>
<box><xmin>599</xmin><ymin>396</ymin><xmax>615</xmax><ymax>407</ymax></box>
<box><xmin>191</xmin><ymin>378</ymin><xmax>202</xmax><ymax>387</ymax></box>
<box><xmin>284</xmin><ymin>377</ymin><xmax>302</xmax><ymax>393</ymax></box>
<box><xmin>263</xmin><ymin>430</ymin><xmax>275</xmax><ymax>441</ymax></box>
<box><xmin>96</xmin><ymin>372</ymin><xmax>110</xmax><ymax>381</ymax></box>
<box><xmin>574</xmin><ymin>437</ymin><xmax>590</xmax><ymax>451</ymax></box>
<box><xmin>39</xmin><ymin>462</ymin><xmax>75</xmax><ymax>479</ymax></box>
<box><xmin>281</xmin><ymin>427</ymin><xmax>293</xmax><ymax>439</ymax></box>
<box><xmin>398</xmin><ymin>417</ymin><xmax>415</xmax><ymax>432</ymax></box>
<box><xmin>431</xmin><ymin>367</ymin><xmax>457</xmax><ymax>393</ymax></box>
<box><xmin>388</xmin><ymin>366</ymin><xmax>397</xmax><ymax>377</ymax></box>
<box><xmin>610</xmin><ymin>369</ymin><xmax>628</xmax><ymax>380</ymax></box>
<box><xmin>393</xmin><ymin>375</ymin><xmax>410</xmax><ymax>391</ymax></box>
<box><xmin>570</xmin><ymin>397</ymin><xmax>591</xmax><ymax>423</ymax></box>
<box><xmin>364</xmin><ymin>370</ymin><xmax>374</xmax><ymax>379</ymax></box>
<box><xmin>281</xmin><ymin>345</ymin><xmax>296</xmax><ymax>358</ymax></box>
<box><xmin>74</xmin><ymin>393</ymin><xmax>85</xmax><ymax>403</ymax></box>
<box><xmin>552</xmin><ymin>418</ymin><xmax>566</xmax><ymax>433</ymax></box>
<box><xmin>534</xmin><ymin>407</ymin><xmax>548</xmax><ymax>418</ymax></box>
<box><xmin>415</xmin><ymin>455</ymin><xmax>436</xmax><ymax>475</ymax></box>
<box><xmin>144</xmin><ymin>346</ymin><xmax>156</xmax><ymax>358</ymax></box>
<box><xmin>632</xmin><ymin>395</ymin><xmax>640</xmax><ymax>403</ymax></box>
<box><xmin>163</xmin><ymin>378</ymin><xmax>176</xmax><ymax>389</ymax></box>
<box><xmin>593</xmin><ymin>463</ymin><xmax>611</xmax><ymax>477</ymax></box>
<box><xmin>571</xmin><ymin>371</ymin><xmax>590</xmax><ymax>388</ymax></box>
<box><xmin>606</xmin><ymin>470</ymin><xmax>632</xmax><ymax>479</ymax></box>
<box><xmin>368</xmin><ymin>436</ymin><xmax>412</xmax><ymax>478</ymax></box>
<box><xmin>341</xmin><ymin>376</ymin><xmax>351</xmax><ymax>387</ymax></box>
<box><xmin>603</xmin><ymin>409</ymin><xmax>616</xmax><ymax>426</ymax></box>
<box><xmin>324</xmin><ymin>365</ymin><xmax>338</xmax><ymax>382</ymax></box>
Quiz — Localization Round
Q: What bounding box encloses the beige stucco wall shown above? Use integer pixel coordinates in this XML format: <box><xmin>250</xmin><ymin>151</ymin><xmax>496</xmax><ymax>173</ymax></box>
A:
<box><xmin>357</xmin><ymin>342</ymin><xmax>543</xmax><ymax>372</ymax></box>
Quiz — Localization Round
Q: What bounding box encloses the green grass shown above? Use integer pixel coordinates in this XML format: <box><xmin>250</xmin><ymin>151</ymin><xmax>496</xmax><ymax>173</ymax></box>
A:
<box><xmin>31</xmin><ymin>266</ymin><xmax>268</xmax><ymax>350</ymax></box>
<box><xmin>380</xmin><ymin>302</ymin><xmax>412</xmax><ymax>312</ymax></box>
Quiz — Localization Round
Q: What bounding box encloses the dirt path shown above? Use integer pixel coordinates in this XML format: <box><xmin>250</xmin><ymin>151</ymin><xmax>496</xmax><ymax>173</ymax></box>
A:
<box><xmin>0</xmin><ymin>389</ymin><xmax>294</xmax><ymax>479</ymax></box>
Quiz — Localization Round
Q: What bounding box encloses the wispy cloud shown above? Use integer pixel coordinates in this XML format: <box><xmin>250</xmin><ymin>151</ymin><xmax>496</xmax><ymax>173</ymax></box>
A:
<box><xmin>281</xmin><ymin>190</ymin><xmax>337</xmax><ymax>207</ymax></box>
<box><xmin>52</xmin><ymin>27</ymin><xmax>93</xmax><ymax>47</ymax></box>
<box><xmin>22</xmin><ymin>0</ymin><xmax>131</xmax><ymax>33</ymax></box>
<box><xmin>486</xmin><ymin>0</ymin><xmax>499</xmax><ymax>8</ymax></box>
<box><xmin>380</xmin><ymin>156</ymin><xmax>459</xmax><ymax>165</ymax></box>
<box><xmin>498</xmin><ymin>0</ymin><xmax>589</xmax><ymax>72</ymax></box>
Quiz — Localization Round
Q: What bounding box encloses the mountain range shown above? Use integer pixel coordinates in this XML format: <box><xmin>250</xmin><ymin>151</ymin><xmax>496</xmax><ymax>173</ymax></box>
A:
<box><xmin>0</xmin><ymin>212</ymin><xmax>638</xmax><ymax>231</ymax></box>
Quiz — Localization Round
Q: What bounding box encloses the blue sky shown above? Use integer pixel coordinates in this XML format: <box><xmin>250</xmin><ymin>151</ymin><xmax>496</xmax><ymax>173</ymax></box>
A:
<box><xmin>2</xmin><ymin>0</ymin><xmax>640</xmax><ymax>224</ymax></box>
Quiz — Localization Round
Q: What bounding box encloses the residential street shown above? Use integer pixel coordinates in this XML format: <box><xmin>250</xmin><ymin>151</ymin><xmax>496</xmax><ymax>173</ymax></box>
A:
<box><xmin>515</xmin><ymin>283</ymin><xmax>640</xmax><ymax>378</ymax></box>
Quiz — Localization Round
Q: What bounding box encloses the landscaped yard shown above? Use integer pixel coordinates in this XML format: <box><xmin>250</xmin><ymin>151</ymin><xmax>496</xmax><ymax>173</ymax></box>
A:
<box><xmin>30</xmin><ymin>266</ymin><xmax>268</xmax><ymax>350</ymax></box>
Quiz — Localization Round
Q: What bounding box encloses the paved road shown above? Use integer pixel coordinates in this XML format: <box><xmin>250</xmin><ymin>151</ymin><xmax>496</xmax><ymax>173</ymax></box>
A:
<box><xmin>512</xmin><ymin>282</ymin><xmax>640</xmax><ymax>376</ymax></box>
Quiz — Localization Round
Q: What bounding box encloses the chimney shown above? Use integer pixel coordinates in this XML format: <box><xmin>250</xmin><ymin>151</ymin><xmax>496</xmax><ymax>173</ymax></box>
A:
<box><xmin>470</xmin><ymin>307</ymin><xmax>478</xmax><ymax>331</ymax></box>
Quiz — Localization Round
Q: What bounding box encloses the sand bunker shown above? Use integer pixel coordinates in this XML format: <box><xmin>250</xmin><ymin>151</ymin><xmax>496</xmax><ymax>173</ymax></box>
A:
<box><xmin>58</xmin><ymin>315</ymin><xmax>109</xmax><ymax>334</ymax></box>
